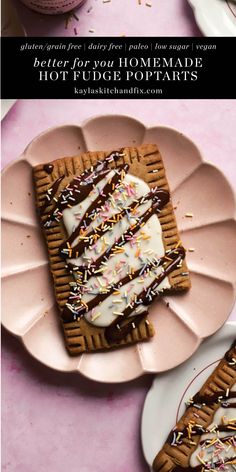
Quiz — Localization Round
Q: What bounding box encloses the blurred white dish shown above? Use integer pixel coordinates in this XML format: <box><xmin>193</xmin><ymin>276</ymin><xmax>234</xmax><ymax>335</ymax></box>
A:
<box><xmin>1</xmin><ymin>100</ymin><xmax>17</xmax><ymax>121</ymax></box>
<box><xmin>188</xmin><ymin>0</ymin><xmax>236</xmax><ymax>36</ymax></box>
<box><xmin>141</xmin><ymin>321</ymin><xmax>236</xmax><ymax>470</ymax></box>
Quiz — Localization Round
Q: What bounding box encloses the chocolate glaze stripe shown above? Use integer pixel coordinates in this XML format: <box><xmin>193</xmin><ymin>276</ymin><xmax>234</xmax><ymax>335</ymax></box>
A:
<box><xmin>172</xmin><ymin>457</ymin><xmax>236</xmax><ymax>472</ymax></box>
<box><xmin>76</xmin><ymin>150</ymin><xmax>124</xmax><ymax>179</ymax></box>
<box><xmin>59</xmin><ymin>164</ymin><xmax>130</xmax><ymax>258</ymax></box>
<box><xmin>39</xmin><ymin>175</ymin><xmax>65</xmax><ymax>216</ymax></box>
<box><xmin>65</xmin><ymin>312</ymin><xmax>149</xmax><ymax>347</ymax></box>
<box><xmin>65</xmin><ymin>149</ymin><xmax>125</xmax><ymax>192</ymax></box>
<box><xmin>109</xmin><ymin>311</ymin><xmax>149</xmax><ymax>341</ymax></box>
<box><xmin>166</xmin><ymin>384</ymin><xmax>236</xmax><ymax>446</ymax></box>
<box><xmin>225</xmin><ymin>340</ymin><xmax>236</xmax><ymax>365</ymax></box>
<box><xmin>166</xmin><ymin>422</ymin><xmax>236</xmax><ymax>445</ymax></box>
<box><xmin>41</xmin><ymin>150</ymin><xmax>125</xmax><ymax>226</ymax></box>
<box><xmin>61</xmin><ymin>247</ymin><xmax>183</xmax><ymax>322</ymax></box>
<box><xmin>75</xmin><ymin>189</ymin><xmax>170</xmax><ymax>282</ymax></box>
<box><xmin>45</xmin><ymin>169</ymin><xmax>111</xmax><ymax>226</ymax></box>
<box><xmin>189</xmin><ymin>391</ymin><xmax>236</xmax><ymax>407</ymax></box>
<box><xmin>200</xmin><ymin>435</ymin><xmax>236</xmax><ymax>446</ymax></box>
<box><xmin>60</xmin><ymin>187</ymin><xmax>169</xmax><ymax>260</ymax></box>
<box><xmin>69</xmin><ymin>149</ymin><xmax>125</xmax><ymax>185</ymax></box>
<box><xmin>74</xmin><ymin>165</ymin><xmax>129</xmax><ymax>232</ymax></box>
<box><xmin>105</xmin><ymin>310</ymin><xmax>148</xmax><ymax>342</ymax></box>
<box><xmin>105</xmin><ymin>247</ymin><xmax>185</xmax><ymax>343</ymax></box>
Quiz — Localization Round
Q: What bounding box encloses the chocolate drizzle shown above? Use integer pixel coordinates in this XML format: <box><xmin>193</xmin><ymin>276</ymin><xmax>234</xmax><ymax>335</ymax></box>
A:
<box><xmin>199</xmin><ymin>435</ymin><xmax>235</xmax><ymax>446</ymax></box>
<box><xmin>42</xmin><ymin>151</ymin><xmax>126</xmax><ymax>227</ymax></box>
<box><xmin>68</xmin><ymin>188</ymin><xmax>169</xmax><ymax>282</ymax></box>
<box><xmin>44</xmin><ymin>170</ymin><xmax>111</xmax><ymax>226</ymax></box>
<box><xmin>61</xmin><ymin>247</ymin><xmax>185</xmax><ymax>324</ymax></box>
<box><xmin>105</xmin><ymin>247</ymin><xmax>185</xmax><ymax>343</ymax></box>
<box><xmin>59</xmin><ymin>164</ymin><xmax>130</xmax><ymax>258</ymax></box>
<box><xmin>166</xmin><ymin>384</ymin><xmax>236</xmax><ymax>447</ymax></box>
<box><xmin>39</xmin><ymin>175</ymin><xmax>65</xmax><ymax>216</ymax></box>
<box><xmin>172</xmin><ymin>457</ymin><xmax>236</xmax><ymax>472</ymax></box>
<box><xmin>225</xmin><ymin>340</ymin><xmax>236</xmax><ymax>366</ymax></box>
<box><xmin>167</xmin><ymin>423</ymin><xmax>236</xmax><ymax>445</ymax></box>
<box><xmin>189</xmin><ymin>390</ymin><xmax>236</xmax><ymax>408</ymax></box>
<box><xmin>108</xmin><ymin>311</ymin><xmax>148</xmax><ymax>342</ymax></box>
<box><xmin>64</xmin><ymin>247</ymin><xmax>182</xmax><ymax>320</ymax></box>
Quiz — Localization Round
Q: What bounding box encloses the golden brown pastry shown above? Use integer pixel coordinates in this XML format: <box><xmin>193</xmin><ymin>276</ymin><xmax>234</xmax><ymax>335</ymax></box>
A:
<box><xmin>33</xmin><ymin>145</ymin><xmax>190</xmax><ymax>354</ymax></box>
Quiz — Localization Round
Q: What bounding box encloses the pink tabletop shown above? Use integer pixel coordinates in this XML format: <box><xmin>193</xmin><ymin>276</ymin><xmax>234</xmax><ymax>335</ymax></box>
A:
<box><xmin>12</xmin><ymin>0</ymin><xmax>202</xmax><ymax>36</ymax></box>
<box><xmin>2</xmin><ymin>99</ymin><xmax>236</xmax><ymax>472</ymax></box>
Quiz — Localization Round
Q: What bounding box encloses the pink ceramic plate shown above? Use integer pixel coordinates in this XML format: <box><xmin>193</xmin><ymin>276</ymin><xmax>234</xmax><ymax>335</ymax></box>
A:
<box><xmin>2</xmin><ymin>115</ymin><xmax>236</xmax><ymax>383</ymax></box>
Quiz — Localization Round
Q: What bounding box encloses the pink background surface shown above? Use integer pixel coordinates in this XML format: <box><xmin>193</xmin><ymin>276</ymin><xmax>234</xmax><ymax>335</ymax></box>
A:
<box><xmin>12</xmin><ymin>0</ymin><xmax>202</xmax><ymax>37</ymax></box>
<box><xmin>2</xmin><ymin>99</ymin><xmax>236</xmax><ymax>472</ymax></box>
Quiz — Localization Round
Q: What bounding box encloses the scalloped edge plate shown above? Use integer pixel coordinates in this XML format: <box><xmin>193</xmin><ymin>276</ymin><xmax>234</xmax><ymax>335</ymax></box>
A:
<box><xmin>188</xmin><ymin>0</ymin><xmax>236</xmax><ymax>36</ymax></box>
<box><xmin>2</xmin><ymin>115</ymin><xmax>236</xmax><ymax>383</ymax></box>
<box><xmin>141</xmin><ymin>321</ymin><xmax>236</xmax><ymax>471</ymax></box>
